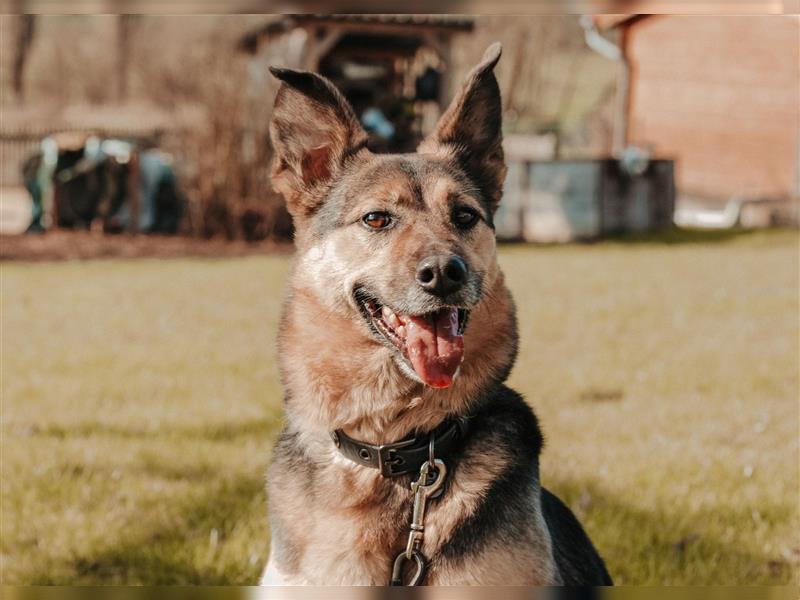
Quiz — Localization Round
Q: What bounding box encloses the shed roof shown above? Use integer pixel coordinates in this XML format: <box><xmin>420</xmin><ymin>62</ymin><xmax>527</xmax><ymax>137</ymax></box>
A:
<box><xmin>295</xmin><ymin>14</ymin><xmax>474</xmax><ymax>29</ymax></box>
<box><xmin>238</xmin><ymin>14</ymin><xmax>474</xmax><ymax>53</ymax></box>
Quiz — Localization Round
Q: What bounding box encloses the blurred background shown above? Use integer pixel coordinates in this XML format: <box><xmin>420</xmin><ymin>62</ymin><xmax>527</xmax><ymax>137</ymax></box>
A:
<box><xmin>2</xmin><ymin>13</ymin><xmax>798</xmax><ymax>585</ymax></box>
<box><xmin>3</xmin><ymin>14</ymin><xmax>798</xmax><ymax>248</ymax></box>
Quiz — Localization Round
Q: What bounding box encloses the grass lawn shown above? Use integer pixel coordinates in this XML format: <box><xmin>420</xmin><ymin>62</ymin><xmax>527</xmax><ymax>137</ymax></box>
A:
<box><xmin>2</xmin><ymin>230</ymin><xmax>798</xmax><ymax>584</ymax></box>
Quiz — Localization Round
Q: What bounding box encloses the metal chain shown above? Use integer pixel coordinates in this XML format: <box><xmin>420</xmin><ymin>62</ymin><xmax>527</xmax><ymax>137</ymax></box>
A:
<box><xmin>389</xmin><ymin>434</ymin><xmax>447</xmax><ymax>586</ymax></box>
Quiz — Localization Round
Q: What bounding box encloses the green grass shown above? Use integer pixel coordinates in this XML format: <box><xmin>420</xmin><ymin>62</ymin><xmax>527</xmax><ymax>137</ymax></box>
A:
<box><xmin>2</xmin><ymin>230</ymin><xmax>798</xmax><ymax>584</ymax></box>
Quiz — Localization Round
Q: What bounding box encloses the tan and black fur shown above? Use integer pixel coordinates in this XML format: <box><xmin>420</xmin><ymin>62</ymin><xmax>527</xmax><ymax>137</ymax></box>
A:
<box><xmin>261</xmin><ymin>43</ymin><xmax>612</xmax><ymax>586</ymax></box>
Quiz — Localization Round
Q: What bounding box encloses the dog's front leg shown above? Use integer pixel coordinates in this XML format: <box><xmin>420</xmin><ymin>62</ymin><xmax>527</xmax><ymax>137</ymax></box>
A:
<box><xmin>260</xmin><ymin>554</ymin><xmax>301</xmax><ymax>586</ymax></box>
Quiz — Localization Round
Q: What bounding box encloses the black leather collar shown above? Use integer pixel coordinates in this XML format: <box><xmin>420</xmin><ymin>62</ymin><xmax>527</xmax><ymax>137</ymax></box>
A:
<box><xmin>331</xmin><ymin>417</ymin><xmax>469</xmax><ymax>477</ymax></box>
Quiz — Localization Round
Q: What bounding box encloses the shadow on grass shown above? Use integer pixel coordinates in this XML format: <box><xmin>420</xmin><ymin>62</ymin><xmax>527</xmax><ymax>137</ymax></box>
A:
<box><xmin>31</xmin><ymin>474</ymin><xmax>269</xmax><ymax>585</ymax></box>
<box><xmin>20</xmin><ymin>417</ymin><xmax>282</xmax><ymax>443</ymax></box>
<box><xmin>23</xmin><ymin>470</ymin><xmax>793</xmax><ymax>584</ymax></box>
<box><xmin>547</xmin><ymin>478</ymin><xmax>794</xmax><ymax>584</ymax></box>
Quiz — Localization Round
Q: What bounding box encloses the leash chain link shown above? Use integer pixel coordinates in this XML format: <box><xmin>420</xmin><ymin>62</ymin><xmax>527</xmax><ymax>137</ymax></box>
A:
<box><xmin>389</xmin><ymin>433</ymin><xmax>447</xmax><ymax>586</ymax></box>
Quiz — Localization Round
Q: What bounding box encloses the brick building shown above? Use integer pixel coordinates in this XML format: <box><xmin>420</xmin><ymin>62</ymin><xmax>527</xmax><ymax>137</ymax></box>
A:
<box><xmin>599</xmin><ymin>15</ymin><xmax>799</xmax><ymax>206</ymax></box>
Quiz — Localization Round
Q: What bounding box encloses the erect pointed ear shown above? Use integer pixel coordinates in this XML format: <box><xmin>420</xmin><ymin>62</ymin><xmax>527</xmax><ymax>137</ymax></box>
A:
<box><xmin>269</xmin><ymin>67</ymin><xmax>369</xmax><ymax>220</ymax></box>
<box><xmin>418</xmin><ymin>43</ymin><xmax>506</xmax><ymax>212</ymax></box>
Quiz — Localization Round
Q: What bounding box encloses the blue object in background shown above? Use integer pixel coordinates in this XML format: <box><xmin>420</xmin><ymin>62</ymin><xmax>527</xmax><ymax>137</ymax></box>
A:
<box><xmin>361</xmin><ymin>107</ymin><xmax>395</xmax><ymax>140</ymax></box>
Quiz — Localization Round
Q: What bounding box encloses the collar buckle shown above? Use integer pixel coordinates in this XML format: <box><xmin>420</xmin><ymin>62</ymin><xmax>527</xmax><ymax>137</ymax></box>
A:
<box><xmin>378</xmin><ymin>438</ymin><xmax>416</xmax><ymax>477</ymax></box>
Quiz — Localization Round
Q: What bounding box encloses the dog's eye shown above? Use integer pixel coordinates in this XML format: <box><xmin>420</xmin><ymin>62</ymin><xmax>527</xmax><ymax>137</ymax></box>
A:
<box><xmin>453</xmin><ymin>207</ymin><xmax>479</xmax><ymax>229</ymax></box>
<box><xmin>362</xmin><ymin>212</ymin><xmax>392</xmax><ymax>230</ymax></box>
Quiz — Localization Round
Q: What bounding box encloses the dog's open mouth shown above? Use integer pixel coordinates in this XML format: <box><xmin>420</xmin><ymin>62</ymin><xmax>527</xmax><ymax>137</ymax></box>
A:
<box><xmin>356</xmin><ymin>290</ymin><xmax>467</xmax><ymax>389</ymax></box>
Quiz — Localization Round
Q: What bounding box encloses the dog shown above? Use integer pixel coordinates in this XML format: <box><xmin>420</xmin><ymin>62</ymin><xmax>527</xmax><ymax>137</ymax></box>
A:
<box><xmin>261</xmin><ymin>43</ymin><xmax>612</xmax><ymax>586</ymax></box>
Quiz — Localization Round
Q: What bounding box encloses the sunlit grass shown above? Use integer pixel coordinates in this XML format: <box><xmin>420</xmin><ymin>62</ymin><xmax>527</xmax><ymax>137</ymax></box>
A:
<box><xmin>2</xmin><ymin>230</ymin><xmax>798</xmax><ymax>584</ymax></box>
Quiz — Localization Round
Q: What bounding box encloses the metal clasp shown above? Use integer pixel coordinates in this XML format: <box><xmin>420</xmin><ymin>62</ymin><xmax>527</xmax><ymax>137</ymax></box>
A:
<box><xmin>389</xmin><ymin>433</ymin><xmax>447</xmax><ymax>586</ymax></box>
<box><xmin>391</xmin><ymin>549</ymin><xmax>428</xmax><ymax>586</ymax></box>
<box><xmin>404</xmin><ymin>458</ymin><xmax>446</xmax><ymax>559</ymax></box>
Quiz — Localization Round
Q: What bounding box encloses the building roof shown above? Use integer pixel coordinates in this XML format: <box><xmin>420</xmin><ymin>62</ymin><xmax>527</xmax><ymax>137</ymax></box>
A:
<box><xmin>238</xmin><ymin>14</ymin><xmax>474</xmax><ymax>52</ymax></box>
<box><xmin>593</xmin><ymin>15</ymin><xmax>645</xmax><ymax>32</ymax></box>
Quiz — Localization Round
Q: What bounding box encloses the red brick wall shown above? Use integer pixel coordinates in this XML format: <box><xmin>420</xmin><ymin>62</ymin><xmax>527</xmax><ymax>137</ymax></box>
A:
<box><xmin>624</xmin><ymin>16</ymin><xmax>799</xmax><ymax>201</ymax></box>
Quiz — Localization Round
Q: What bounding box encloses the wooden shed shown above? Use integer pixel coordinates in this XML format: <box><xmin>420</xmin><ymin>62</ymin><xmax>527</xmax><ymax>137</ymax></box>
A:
<box><xmin>238</xmin><ymin>15</ymin><xmax>474</xmax><ymax>152</ymax></box>
<box><xmin>599</xmin><ymin>15</ymin><xmax>800</xmax><ymax>205</ymax></box>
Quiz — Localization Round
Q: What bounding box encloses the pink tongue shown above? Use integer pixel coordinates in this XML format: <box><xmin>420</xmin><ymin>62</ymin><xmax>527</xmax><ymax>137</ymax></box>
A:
<box><xmin>403</xmin><ymin>308</ymin><xmax>463</xmax><ymax>388</ymax></box>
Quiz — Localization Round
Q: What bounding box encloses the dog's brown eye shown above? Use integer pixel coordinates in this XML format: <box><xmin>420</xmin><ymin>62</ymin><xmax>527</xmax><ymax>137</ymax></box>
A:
<box><xmin>362</xmin><ymin>212</ymin><xmax>392</xmax><ymax>230</ymax></box>
<box><xmin>453</xmin><ymin>207</ymin><xmax>479</xmax><ymax>229</ymax></box>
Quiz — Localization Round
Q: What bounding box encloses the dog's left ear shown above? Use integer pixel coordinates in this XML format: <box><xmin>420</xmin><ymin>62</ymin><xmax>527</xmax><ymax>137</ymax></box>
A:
<box><xmin>269</xmin><ymin>67</ymin><xmax>369</xmax><ymax>220</ymax></box>
<box><xmin>418</xmin><ymin>42</ymin><xmax>506</xmax><ymax>212</ymax></box>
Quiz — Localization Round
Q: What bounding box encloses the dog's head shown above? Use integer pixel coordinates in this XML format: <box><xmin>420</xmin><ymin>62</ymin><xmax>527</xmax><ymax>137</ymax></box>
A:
<box><xmin>271</xmin><ymin>44</ymin><xmax>516</xmax><ymax>414</ymax></box>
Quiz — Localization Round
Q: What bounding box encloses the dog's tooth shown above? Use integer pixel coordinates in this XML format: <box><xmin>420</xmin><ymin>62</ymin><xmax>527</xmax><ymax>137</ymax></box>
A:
<box><xmin>396</xmin><ymin>325</ymin><xmax>406</xmax><ymax>339</ymax></box>
<box><xmin>382</xmin><ymin>306</ymin><xmax>401</xmax><ymax>328</ymax></box>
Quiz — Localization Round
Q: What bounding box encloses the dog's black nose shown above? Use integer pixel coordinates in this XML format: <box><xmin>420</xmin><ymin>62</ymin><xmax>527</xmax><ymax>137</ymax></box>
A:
<box><xmin>416</xmin><ymin>255</ymin><xmax>468</xmax><ymax>297</ymax></box>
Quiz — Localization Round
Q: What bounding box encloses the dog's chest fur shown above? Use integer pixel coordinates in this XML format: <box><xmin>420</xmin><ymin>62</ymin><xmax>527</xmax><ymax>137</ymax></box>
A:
<box><xmin>266</xmin><ymin>453</ymin><xmax>412</xmax><ymax>585</ymax></box>
<box><xmin>264</xmin><ymin>389</ymin><xmax>562</xmax><ymax>585</ymax></box>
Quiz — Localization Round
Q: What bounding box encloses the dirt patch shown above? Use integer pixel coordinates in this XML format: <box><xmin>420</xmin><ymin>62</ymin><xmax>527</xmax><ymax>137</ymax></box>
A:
<box><xmin>0</xmin><ymin>231</ymin><xmax>293</xmax><ymax>262</ymax></box>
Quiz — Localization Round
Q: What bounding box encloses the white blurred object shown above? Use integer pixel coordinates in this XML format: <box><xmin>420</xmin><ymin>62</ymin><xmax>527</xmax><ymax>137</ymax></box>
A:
<box><xmin>674</xmin><ymin>198</ymin><xmax>743</xmax><ymax>229</ymax></box>
<box><xmin>0</xmin><ymin>186</ymin><xmax>33</xmax><ymax>234</ymax></box>
<box><xmin>100</xmin><ymin>139</ymin><xmax>133</xmax><ymax>164</ymax></box>
<box><xmin>675</xmin><ymin>197</ymin><xmax>800</xmax><ymax>229</ymax></box>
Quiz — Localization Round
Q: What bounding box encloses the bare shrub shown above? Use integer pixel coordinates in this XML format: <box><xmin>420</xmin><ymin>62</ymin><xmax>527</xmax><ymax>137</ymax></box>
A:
<box><xmin>129</xmin><ymin>17</ymin><xmax>290</xmax><ymax>241</ymax></box>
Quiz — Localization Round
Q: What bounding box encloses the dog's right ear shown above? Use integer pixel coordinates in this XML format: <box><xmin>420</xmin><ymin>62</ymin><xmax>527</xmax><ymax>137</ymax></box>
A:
<box><xmin>418</xmin><ymin>43</ymin><xmax>505</xmax><ymax>212</ymax></box>
<box><xmin>269</xmin><ymin>67</ymin><xmax>369</xmax><ymax>220</ymax></box>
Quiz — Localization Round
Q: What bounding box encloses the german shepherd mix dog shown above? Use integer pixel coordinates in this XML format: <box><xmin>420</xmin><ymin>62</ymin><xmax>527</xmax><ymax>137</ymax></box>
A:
<box><xmin>261</xmin><ymin>43</ymin><xmax>612</xmax><ymax>586</ymax></box>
